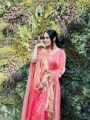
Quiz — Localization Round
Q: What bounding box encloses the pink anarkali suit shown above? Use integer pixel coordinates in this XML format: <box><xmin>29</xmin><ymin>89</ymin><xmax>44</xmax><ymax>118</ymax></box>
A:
<box><xmin>21</xmin><ymin>46</ymin><xmax>66</xmax><ymax>120</ymax></box>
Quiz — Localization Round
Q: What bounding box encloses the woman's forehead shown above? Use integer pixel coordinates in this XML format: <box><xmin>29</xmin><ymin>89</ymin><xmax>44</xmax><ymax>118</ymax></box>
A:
<box><xmin>44</xmin><ymin>32</ymin><xmax>49</xmax><ymax>36</ymax></box>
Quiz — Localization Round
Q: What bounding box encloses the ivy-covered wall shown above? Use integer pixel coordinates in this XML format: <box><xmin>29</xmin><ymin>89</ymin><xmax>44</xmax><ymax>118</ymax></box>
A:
<box><xmin>0</xmin><ymin>0</ymin><xmax>90</xmax><ymax>120</ymax></box>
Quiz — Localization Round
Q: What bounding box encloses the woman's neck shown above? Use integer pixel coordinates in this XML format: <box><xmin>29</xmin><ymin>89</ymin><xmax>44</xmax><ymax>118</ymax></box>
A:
<box><xmin>45</xmin><ymin>43</ymin><xmax>58</xmax><ymax>51</ymax></box>
<box><xmin>53</xmin><ymin>43</ymin><xmax>58</xmax><ymax>50</ymax></box>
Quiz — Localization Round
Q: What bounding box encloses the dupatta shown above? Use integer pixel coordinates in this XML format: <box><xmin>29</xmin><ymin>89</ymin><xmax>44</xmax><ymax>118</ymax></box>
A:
<box><xmin>21</xmin><ymin>47</ymin><xmax>55</xmax><ymax>120</ymax></box>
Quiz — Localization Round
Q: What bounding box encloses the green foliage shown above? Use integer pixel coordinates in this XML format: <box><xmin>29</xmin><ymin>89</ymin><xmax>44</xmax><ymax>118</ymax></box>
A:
<box><xmin>15</xmin><ymin>81</ymin><xmax>26</xmax><ymax>99</ymax></box>
<box><xmin>0</xmin><ymin>59</ymin><xmax>8</xmax><ymax>69</ymax></box>
<box><xmin>0</xmin><ymin>81</ymin><xmax>26</xmax><ymax>120</ymax></box>
<box><xmin>0</xmin><ymin>46</ymin><xmax>16</xmax><ymax>60</ymax></box>
<box><xmin>26</xmin><ymin>2</ymin><xmax>61</xmax><ymax>35</ymax></box>
<box><xmin>0</xmin><ymin>73</ymin><xmax>5</xmax><ymax>84</ymax></box>
<box><xmin>0</xmin><ymin>0</ymin><xmax>90</xmax><ymax>120</ymax></box>
<box><xmin>70</xmin><ymin>29</ymin><xmax>89</xmax><ymax>55</ymax></box>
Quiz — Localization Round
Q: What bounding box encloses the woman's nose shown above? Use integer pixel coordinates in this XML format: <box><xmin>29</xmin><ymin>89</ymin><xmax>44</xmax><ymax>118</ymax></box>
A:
<box><xmin>44</xmin><ymin>39</ymin><xmax>47</xmax><ymax>42</ymax></box>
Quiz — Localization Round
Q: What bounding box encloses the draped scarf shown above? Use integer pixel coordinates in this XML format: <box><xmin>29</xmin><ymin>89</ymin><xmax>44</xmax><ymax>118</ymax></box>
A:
<box><xmin>21</xmin><ymin>47</ymin><xmax>55</xmax><ymax>120</ymax></box>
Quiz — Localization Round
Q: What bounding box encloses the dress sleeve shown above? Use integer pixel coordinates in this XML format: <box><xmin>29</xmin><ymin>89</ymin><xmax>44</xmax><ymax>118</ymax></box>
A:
<box><xmin>30</xmin><ymin>47</ymin><xmax>42</xmax><ymax>64</ymax></box>
<box><xmin>56</xmin><ymin>49</ymin><xmax>66</xmax><ymax>78</ymax></box>
<box><xmin>31</xmin><ymin>57</ymin><xmax>38</xmax><ymax>64</ymax></box>
<box><xmin>30</xmin><ymin>48</ymin><xmax>38</xmax><ymax>64</ymax></box>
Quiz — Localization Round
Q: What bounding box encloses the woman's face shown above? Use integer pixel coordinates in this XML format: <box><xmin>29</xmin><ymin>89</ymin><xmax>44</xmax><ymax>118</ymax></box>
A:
<box><xmin>43</xmin><ymin>32</ymin><xmax>51</xmax><ymax>47</ymax></box>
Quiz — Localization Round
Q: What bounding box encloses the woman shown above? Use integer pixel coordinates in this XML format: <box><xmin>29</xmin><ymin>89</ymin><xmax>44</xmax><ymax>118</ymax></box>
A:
<box><xmin>21</xmin><ymin>29</ymin><xmax>66</xmax><ymax>120</ymax></box>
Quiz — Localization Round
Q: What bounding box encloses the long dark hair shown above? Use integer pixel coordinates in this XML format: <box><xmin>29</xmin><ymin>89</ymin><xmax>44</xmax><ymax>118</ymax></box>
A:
<box><xmin>45</xmin><ymin>29</ymin><xmax>60</xmax><ymax>49</ymax></box>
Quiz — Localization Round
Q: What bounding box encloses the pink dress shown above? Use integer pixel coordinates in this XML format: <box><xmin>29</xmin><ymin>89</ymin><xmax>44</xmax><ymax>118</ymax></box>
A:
<box><xmin>21</xmin><ymin>48</ymin><xmax>66</xmax><ymax>120</ymax></box>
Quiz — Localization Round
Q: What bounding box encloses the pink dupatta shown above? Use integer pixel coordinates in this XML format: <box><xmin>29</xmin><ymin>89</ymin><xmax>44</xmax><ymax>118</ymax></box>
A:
<box><xmin>21</xmin><ymin>47</ymin><xmax>55</xmax><ymax>120</ymax></box>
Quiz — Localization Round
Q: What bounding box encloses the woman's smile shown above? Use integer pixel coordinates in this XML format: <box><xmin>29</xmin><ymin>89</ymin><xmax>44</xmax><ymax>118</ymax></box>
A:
<box><xmin>43</xmin><ymin>32</ymin><xmax>51</xmax><ymax>47</ymax></box>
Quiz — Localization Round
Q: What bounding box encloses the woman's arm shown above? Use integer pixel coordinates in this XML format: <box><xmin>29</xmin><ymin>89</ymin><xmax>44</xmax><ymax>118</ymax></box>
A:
<box><xmin>31</xmin><ymin>45</ymin><xmax>38</xmax><ymax>63</ymax></box>
<box><xmin>57</xmin><ymin>49</ymin><xmax>66</xmax><ymax>78</ymax></box>
<box><xmin>31</xmin><ymin>43</ymin><xmax>46</xmax><ymax>63</ymax></box>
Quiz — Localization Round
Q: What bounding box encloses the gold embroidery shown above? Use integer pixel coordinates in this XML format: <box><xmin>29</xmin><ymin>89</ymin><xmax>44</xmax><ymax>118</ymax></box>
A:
<box><xmin>41</xmin><ymin>48</ymin><xmax>55</xmax><ymax>118</ymax></box>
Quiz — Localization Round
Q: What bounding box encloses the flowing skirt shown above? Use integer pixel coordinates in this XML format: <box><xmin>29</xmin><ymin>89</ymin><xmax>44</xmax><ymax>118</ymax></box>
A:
<box><xmin>25</xmin><ymin>78</ymin><xmax>60</xmax><ymax>120</ymax></box>
<box><xmin>26</xmin><ymin>89</ymin><xmax>51</xmax><ymax>120</ymax></box>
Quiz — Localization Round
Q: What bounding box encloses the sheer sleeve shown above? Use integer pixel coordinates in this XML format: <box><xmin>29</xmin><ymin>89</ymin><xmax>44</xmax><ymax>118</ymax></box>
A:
<box><xmin>31</xmin><ymin>57</ymin><xmax>38</xmax><ymax>64</ymax></box>
<box><xmin>30</xmin><ymin>47</ymin><xmax>42</xmax><ymax>64</ymax></box>
<box><xmin>56</xmin><ymin>49</ymin><xmax>66</xmax><ymax>78</ymax></box>
<box><xmin>30</xmin><ymin>48</ymin><xmax>38</xmax><ymax>64</ymax></box>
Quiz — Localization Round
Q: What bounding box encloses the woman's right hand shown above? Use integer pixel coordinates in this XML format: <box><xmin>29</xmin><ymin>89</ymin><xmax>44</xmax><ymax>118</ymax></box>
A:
<box><xmin>35</xmin><ymin>43</ymin><xmax>46</xmax><ymax>49</ymax></box>
<box><xmin>31</xmin><ymin>43</ymin><xmax>45</xmax><ymax>63</ymax></box>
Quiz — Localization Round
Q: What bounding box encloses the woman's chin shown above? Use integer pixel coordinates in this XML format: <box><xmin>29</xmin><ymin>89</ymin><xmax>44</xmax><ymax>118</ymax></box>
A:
<box><xmin>45</xmin><ymin>44</ymin><xmax>51</xmax><ymax>48</ymax></box>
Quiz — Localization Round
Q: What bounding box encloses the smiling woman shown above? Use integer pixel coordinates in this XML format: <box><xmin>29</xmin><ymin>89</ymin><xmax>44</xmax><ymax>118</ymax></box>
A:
<box><xmin>43</xmin><ymin>32</ymin><xmax>51</xmax><ymax>47</ymax></box>
<box><xmin>21</xmin><ymin>29</ymin><xmax>66</xmax><ymax>120</ymax></box>
<box><xmin>43</xmin><ymin>29</ymin><xmax>60</xmax><ymax>50</ymax></box>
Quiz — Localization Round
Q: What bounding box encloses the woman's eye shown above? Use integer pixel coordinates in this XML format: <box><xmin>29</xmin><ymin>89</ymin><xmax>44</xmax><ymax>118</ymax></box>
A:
<box><xmin>43</xmin><ymin>37</ymin><xmax>49</xmax><ymax>39</ymax></box>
